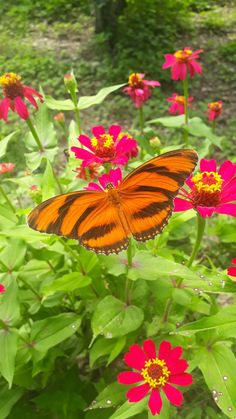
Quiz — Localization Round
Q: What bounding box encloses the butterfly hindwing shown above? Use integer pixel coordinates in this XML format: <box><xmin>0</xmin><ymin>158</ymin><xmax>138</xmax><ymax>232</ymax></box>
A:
<box><xmin>119</xmin><ymin>149</ymin><xmax>198</xmax><ymax>241</ymax></box>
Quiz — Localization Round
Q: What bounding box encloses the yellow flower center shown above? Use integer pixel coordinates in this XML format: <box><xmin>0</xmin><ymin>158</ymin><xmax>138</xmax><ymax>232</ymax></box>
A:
<box><xmin>117</xmin><ymin>131</ymin><xmax>133</xmax><ymax>141</ymax></box>
<box><xmin>0</xmin><ymin>72</ymin><xmax>21</xmax><ymax>86</ymax></box>
<box><xmin>174</xmin><ymin>49</ymin><xmax>192</xmax><ymax>61</ymax></box>
<box><xmin>99</xmin><ymin>134</ymin><xmax>114</xmax><ymax>148</ymax></box>
<box><xmin>209</xmin><ymin>101</ymin><xmax>222</xmax><ymax>111</ymax></box>
<box><xmin>192</xmin><ymin>171</ymin><xmax>223</xmax><ymax>193</ymax></box>
<box><xmin>175</xmin><ymin>95</ymin><xmax>185</xmax><ymax>104</ymax></box>
<box><xmin>141</xmin><ymin>358</ymin><xmax>170</xmax><ymax>389</ymax></box>
<box><xmin>128</xmin><ymin>73</ymin><xmax>143</xmax><ymax>87</ymax></box>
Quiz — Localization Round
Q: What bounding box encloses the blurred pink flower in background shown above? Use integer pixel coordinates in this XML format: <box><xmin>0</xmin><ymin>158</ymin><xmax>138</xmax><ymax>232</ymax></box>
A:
<box><xmin>123</xmin><ymin>73</ymin><xmax>160</xmax><ymax>108</ymax></box>
<box><xmin>163</xmin><ymin>48</ymin><xmax>203</xmax><ymax>80</ymax></box>
<box><xmin>208</xmin><ymin>100</ymin><xmax>223</xmax><ymax>121</ymax></box>
<box><xmin>167</xmin><ymin>93</ymin><xmax>193</xmax><ymax>115</ymax></box>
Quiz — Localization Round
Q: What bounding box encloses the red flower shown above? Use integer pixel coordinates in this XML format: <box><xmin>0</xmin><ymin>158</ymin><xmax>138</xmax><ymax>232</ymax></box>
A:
<box><xmin>0</xmin><ymin>163</ymin><xmax>15</xmax><ymax>174</ymax></box>
<box><xmin>118</xmin><ymin>340</ymin><xmax>192</xmax><ymax>416</ymax></box>
<box><xmin>86</xmin><ymin>168</ymin><xmax>122</xmax><ymax>192</ymax></box>
<box><xmin>227</xmin><ymin>258</ymin><xmax>236</xmax><ymax>277</ymax></box>
<box><xmin>174</xmin><ymin>159</ymin><xmax>236</xmax><ymax>218</ymax></box>
<box><xmin>0</xmin><ymin>284</ymin><xmax>5</xmax><ymax>293</ymax></box>
<box><xmin>167</xmin><ymin>93</ymin><xmax>193</xmax><ymax>115</ymax></box>
<box><xmin>71</xmin><ymin>125</ymin><xmax>138</xmax><ymax>167</ymax></box>
<box><xmin>0</xmin><ymin>72</ymin><xmax>43</xmax><ymax>121</ymax></box>
<box><xmin>123</xmin><ymin>73</ymin><xmax>160</xmax><ymax>108</ymax></box>
<box><xmin>162</xmin><ymin>48</ymin><xmax>203</xmax><ymax>80</ymax></box>
<box><xmin>75</xmin><ymin>163</ymin><xmax>100</xmax><ymax>181</ymax></box>
<box><xmin>208</xmin><ymin>101</ymin><xmax>223</xmax><ymax>121</ymax></box>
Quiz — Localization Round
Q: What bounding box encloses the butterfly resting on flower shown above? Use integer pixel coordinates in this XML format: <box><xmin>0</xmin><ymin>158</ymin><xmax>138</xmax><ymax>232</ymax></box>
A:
<box><xmin>28</xmin><ymin>149</ymin><xmax>198</xmax><ymax>254</ymax></box>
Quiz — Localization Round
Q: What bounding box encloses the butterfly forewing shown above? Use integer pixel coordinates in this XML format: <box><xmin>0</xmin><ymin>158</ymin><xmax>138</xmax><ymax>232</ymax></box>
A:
<box><xmin>119</xmin><ymin>149</ymin><xmax>198</xmax><ymax>241</ymax></box>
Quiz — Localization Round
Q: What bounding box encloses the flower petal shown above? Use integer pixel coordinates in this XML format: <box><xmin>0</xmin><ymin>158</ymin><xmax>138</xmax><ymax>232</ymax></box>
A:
<box><xmin>126</xmin><ymin>383</ymin><xmax>150</xmax><ymax>402</ymax></box>
<box><xmin>162</xmin><ymin>54</ymin><xmax>176</xmax><ymax>69</ymax></box>
<box><xmin>118</xmin><ymin>371</ymin><xmax>143</xmax><ymax>385</ymax></box>
<box><xmin>197</xmin><ymin>206</ymin><xmax>215</xmax><ymax>218</ymax></box>
<box><xmin>71</xmin><ymin>146</ymin><xmax>95</xmax><ymax>161</ymax></box>
<box><xmin>14</xmin><ymin>97</ymin><xmax>29</xmax><ymax>120</ymax></box>
<box><xmin>92</xmin><ymin>125</ymin><xmax>105</xmax><ymax>138</ymax></box>
<box><xmin>169</xmin><ymin>373</ymin><xmax>193</xmax><ymax>386</ymax></box>
<box><xmin>215</xmin><ymin>203</ymin><xmax>236</xmax><ymax>217</ymax></box>
<box><xmin>86</xmin><ymin>182</ymin><xmax>103</xmax><ymax>191</ymax></box>
<box><xmin>169</xmin><ymin>346</ymin><xmax>183</xmax><ymax>360</ymax></box>
<box><xmin>219</xmin><ymin>161</ymin><xmax>236</xmax><ymax>183</ymax></box>
<box><xmin>78</xmin><ymin>135</ymin><xmax>93</xmax><ymax>150</ymax></box>
<box><xmin>228</xmin><ymin>267</ymin><xmax>236</xmax><ymax>277</ymax></box>
<box><xmin>143</xmin><ymin>339</ymin><xmax>156</xmax><ymax>360</ymax></box>
<box><xmin>158</xmin><ymin>341</ymin><xmax>171</xmax><ymax>361</ymax></box>
<box><xmin>109</xmin><ymin>168</ymin><xmax>122</xmax><ymax>187</ymax></box>
<box><xmin>144</xmin><ymin>80</ymin><xmax>161</xmax><ymax>87</ymax></box>
<box><xmin>0</xmin><ymin>97</ymin><xmax>11</xmax><ymax>121</ymax></box>
<box><xmin>168</xmin><ymin>359</ymin><xmax>189</xmax><ymax>375</ymax></box>
<box><xmin>174</xmin><ymin>198</ymin><xmax>193</xmax><ymax>212</ymax></box>
<box><xmin>124</xmin><ymin>344</ymin><xmax>146</xmax><ymax>370</ymax></box>
<box><xmin>109</xmin><ymin>124</ymin><xmax>121</xmax><ymax>141</ymax></box>
<box><xmin>163</xmin><ymin>383</ymin><xmax>184</xmax><ymax>406</ymax></box>
<box><xmin>200</xmin><ymin>159</ymin><xmax>217</xmax><ymax>172</ymax></box>
<box><xmin>148</xmin><ymin>389</ymin><xmax>162</xmax><ymax>415</ymax></box>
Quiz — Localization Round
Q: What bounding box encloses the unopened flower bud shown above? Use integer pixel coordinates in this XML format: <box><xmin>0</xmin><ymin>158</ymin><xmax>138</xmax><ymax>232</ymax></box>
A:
<box><xmin>54</xmin><ymin>112</ymin><xmax>65</xmax><ymax>123</ymax></box>
<box><xmin>64</xmin><ymin>72</ymin><xmax>78</xmax><ymax>94</ymax></box>
<box><xmin>149</xmin><ymin>136</ymin><xmax>161</xmax><ymax>148</ymax></box>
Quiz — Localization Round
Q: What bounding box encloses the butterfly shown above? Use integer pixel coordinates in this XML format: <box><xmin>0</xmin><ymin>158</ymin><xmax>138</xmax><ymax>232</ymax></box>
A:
<box><xmin>28</xmin><ymin>149</ymin><xmax>198</xmax><ymax>254</ymax></box>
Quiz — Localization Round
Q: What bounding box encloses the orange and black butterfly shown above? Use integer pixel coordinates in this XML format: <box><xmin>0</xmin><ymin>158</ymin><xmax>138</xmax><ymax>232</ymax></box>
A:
<box><xmin>28</xmin><ymin>149</ymin><xmax>198</xmax><ymax>254</ymax></box>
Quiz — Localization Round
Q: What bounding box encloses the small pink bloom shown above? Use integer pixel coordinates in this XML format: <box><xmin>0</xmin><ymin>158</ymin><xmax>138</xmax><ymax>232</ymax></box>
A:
<box><xmin>123</xmin><ymin>73</ymin><xmax>160</xmax><ymax>108</ymax></box>
<box><xmin>174</xmin><ymin>159</ymin><xmax>236</xmax><ymax>218</ymax></box>
<box><xmin>0</xmin><ymin>284</ymin><xmax>5</xmax><ymax>293</ymax></box>
<box><xmin>0</xmin><ymin>72</ymin><xmax>43</xmax><ymax>121</ymax></box>
<box><xmin>167</xmin><ymin>93</ymin><xmax>193</xmax><ymax>115</ymax></box>
<box><xmin>75</xmin><ymin>163</ymin><xmax>100</xmax><ymax>181</ymax></box>
<box><xmin>163</xmin><ymin>48</ymin><xmax>203</xmax><ymax>81</ymax></box>
<box><xmin>30</xmin><ymin>185</ymin><xmax>38</xmax><ymax>191</ymax></box>
<box><xmin>118</xmin><ymin>339</ymin><xmax>192</xmax><ymax>416</ymax></box>
<box><xmin>0</xmin><ymin>163</ymin><xmax>15</xmax><ymax>174</ymax></box>
<box><xmin>71</xmin><ymin>125</ymin><xmax>138</xmax><ymax>167</ymax></box>
<box><xmin>86</xmin><ymin>168</ymin><xmax>122</xmax><ymax>192</ymax></box>
<box><xmin>208</xmin><ymin>101</ymin><xmax>223</xmax><ymax>121</ymax></box>
<box><xmin>54</xmin><ymin>112</ymin><xmax>65</xmax><ymax>122</ymax></box>
<box><xmin>227</xmin><ymin>258</ymin><xmax>236</xmax><ymax>278</ymax></box>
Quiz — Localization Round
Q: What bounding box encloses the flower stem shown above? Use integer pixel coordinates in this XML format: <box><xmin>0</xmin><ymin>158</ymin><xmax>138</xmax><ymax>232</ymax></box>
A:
<box><xmin>183</xmin><ymin>76</ymin><xmax>189</xmax><ymax>146</ymax></box>
<box><xmin>0</xmin><ymin>184</ymin><xmax>15</xmax><ymax>212</ymax></box>
<box><xmin>71</xmin><ymin>91</ymin><xmax>82</xmax><ymax>134</ymax></box>
<box><xmin>139</xmin><ymin>106</ymin><xmax>144</xmax><ymax>134</ymax></box>
<box><xmin>52</xmin><ymin>167</ymin><xmax>63</xmax><ymax>194</ymax></box>
<box><xmin>26</xmin><ymin>118</ymin><xmax>44</xmax><ymax>152</ymax></box>
<box><xmin>162</xmin><ymin>213</ymin><xmax>206</xmax><ymax>323</ymax></box>
<box><xmin>212</xmin><ymin>120</ymin><xmax>216</xmax><ymax>134</ymax></box>
<box><xmin>125</xmin><ymin>240</ymin><xmax>133</xmax><ymax>304</ymax></box>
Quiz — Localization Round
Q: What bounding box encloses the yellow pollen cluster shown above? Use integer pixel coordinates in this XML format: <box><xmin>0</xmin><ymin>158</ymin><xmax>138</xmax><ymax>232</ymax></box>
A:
<box><xmin>128</xmin><ymin>73</ymin><xmax>142</xmax><ymax>86</ymax></box>
<box><xmin>118</xmin><ymin>132</ymin><xmax>133</xmax><ymax>140</ymax></box>
<box><xmin>192</xmin><ymin>171</ymin><xmax>223</xmax><ymax>193</ymax></box>
<box><xmin>100</xmin><ymin>134</ymin><xmax>114</xmax><ymax>148</ymax></box>
<box><xmin>0</xmin><ymin>72</ymin><xmax>21</xmax><ymax>86</ymax></box>
<box><xmin>141</xmin><ymin>358</ymin><xmax>170</xmax><ymax>389</ymax></box>
<box><xmin>209</xmin><ymin>101</ymin><xmax>222</xmax><ymax>111</ymax></box>
<box><xmin>91</xmin><ymin>137</ymin><xmax>98</xmax><ymax>148</ymax></box>
<box><xmin>176</xmin><ymin>95</ymin><xmax>185</xmax><ymax>104</ymax></box>
<box><xmin>174</xmin><ymin>49</ymin><xmax>192</xmax><ymax>60</ymax></box>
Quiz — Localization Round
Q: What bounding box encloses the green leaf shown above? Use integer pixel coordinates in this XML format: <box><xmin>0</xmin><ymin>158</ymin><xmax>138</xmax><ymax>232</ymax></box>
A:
<box><xmin>107</xmin><ymin>336</ymin><xmax>126</xmax><ymax>366</ymax></box>
<box><xmin>25</xmin><ymin>147</ymin><xmax>58</xmax><ymax>171</ymax></box>
<box><xmin>109</xmin><ymin>398</ymin><xmax>147</xmax><ymax>419</ymax></box>
<box><xmin>88</xmin><ymin>382</ymin><xmax>125</xmax><ymax>410</ymax></box>
<box><xmin>44</xmin><ymin>96</ymin><xmax>74</xmax><ymax>110</ymax></box>
<box><xmin>187</xmin><ymin>117</ymin><xmax>223</xmax><ymax>147</ymax></box>
<box><xmin>42</xmin><ymin>272</ymin><xmax>91</xmax><ymax>296</ymax></box>
<box><xmin>91</xmin><ymin>296</ymin><xmax>144</xmax><ymax>343</ymax></box>
<box><xmin>0</xmin><ymin>204</ymin><xmax>18</xmax><ymax>228</ymax></box>
<box><xmin>32</xmin><ymin>102</ymin><xmax>57</xmax><ymax>148</ymax></box>
<box><xmin>0</xmin><ymin>328</ymin><xmax>18</xmax><ymax>387</ymax></box>
<box><xmin>0</xmin><ymin>385</ymin><xmax>23</xmax><ymax>419</ymax></box>
<box><xmin>0</xmin><ymin>132</ymin><xmax>18</xmax><ymax>158</ymax></box>
<box><xmin>0</xmin><ymin>225</ymin><xmax>49</xmax><ymax>242</ymax></box>
<box><xmin>199</xmin><ymin>342</ymin><xmax>236</xmax><ymax>418</ymax></box>
<box><xmin>0</xmin><ymin>239</ymin><xmax>26</xmax><ymax>271</ymax></box>
<box><xmin>41</xmin><ymin>159</ymin><xmax>56</xmax><ymax>201</ymax></box>
<box><xmin>0</xmin><ymin>280</ymin><xmax>20</xmax><ymax>325</ymax></box>
<box><xmin>78</xmin><ymin>83</ymin><xmax>125</xmax><ymax>110</ymax></box>
<box><xmin>172</xmin><ymin>306</ymin><xmax>236</xmax><ymax>337</ymax></box>
<box><xmin>148</xmin><ymin>115</ymin><xmax>185</xmax><ymax>127</ymax></box>
<box><xmin>89</xmin><ymin>337</ymin><xmax>115</xmax><ymax>368</ymax></box>
<box><xmin>31</xmin><ymin>313</ymin><xmax>81</xmax><ymax>352</ymax></box>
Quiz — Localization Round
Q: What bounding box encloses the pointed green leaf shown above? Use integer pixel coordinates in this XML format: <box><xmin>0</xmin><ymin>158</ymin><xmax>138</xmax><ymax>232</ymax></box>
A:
<box><xmin>44</xmin><ymin>96</ymin><xmax>74</xmax><ymax>110</ymax></box>
<box><xmin>0</xmin><ymin>280</ymin><xmax>20</xmax><ymax>325</ymax></box>
<box><xmin>88</xmin><ymin>382</ymin><xmax>125</xmax><ymax>410</ymax></box>
<box><xmin>41</xmin><ymin>159</ymin><xmax>56</xmax><ymax>201</ymax></box>
<box><xmin>78</xmin><ymin>83</ymin><xmax>125</xmax><ymax>110</ymax></box>
<box><xmin>109</xmin><ymin>398</ymin><xmax>147</xmax><ymax>419</ymax></box>
<box><xmin>25</xmin><ymin>147</ymin><xmax>58</xmax><ymax>171</ymax></box>
<box><xmin>149</xmin><ymin>115</ymin><xmax>185</xmax><ymax>127</ymax></box>
<box><xmin>0</xmin><ymin>132</ymin><xmax>18</xmax><ymax>158</ymax></box>
<box><xmin>42</xmin><ymin>272</ymin><xmax>91</xmax><ymax>296</ymax></box>
<box><xmin>0</xmin><ymin>384</ymin><xmax>23</xmax><ymax>419</ymax></box>
<box><xmin>0</xmin><ymin>328</ymin><xmax>18</xmax><ymax>387</ymax></box>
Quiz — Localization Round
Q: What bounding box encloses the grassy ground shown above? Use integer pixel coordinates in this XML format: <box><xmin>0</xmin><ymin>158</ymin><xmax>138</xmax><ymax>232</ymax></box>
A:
<box><xmin>0</xmin><ymin>2</ymin><xmax>235</xmax><ymax>163</ymax></box>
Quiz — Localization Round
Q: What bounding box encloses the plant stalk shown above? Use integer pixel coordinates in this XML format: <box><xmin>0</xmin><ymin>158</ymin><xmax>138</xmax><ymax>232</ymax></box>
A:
<box><xmin>26</xmin><ymin>118</ymin><xmax>44</xmax><ymax>152</ymax></box>
<box><xmin>0</xmin><ymin>185</ymin><xmax>16</xmax><ymax>212</ymax></box>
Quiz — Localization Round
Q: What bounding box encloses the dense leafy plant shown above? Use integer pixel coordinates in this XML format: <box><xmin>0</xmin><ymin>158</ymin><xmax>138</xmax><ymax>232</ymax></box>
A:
<box><xmin>0</xmin><ymin>45</ymin><xmax>235</xmax><ymax>419</ymax></box>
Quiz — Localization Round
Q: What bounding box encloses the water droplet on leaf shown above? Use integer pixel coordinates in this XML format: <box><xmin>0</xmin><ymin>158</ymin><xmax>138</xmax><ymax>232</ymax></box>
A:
<box><xmin>106</xmin><ymin>332</ymin><xmax>113</xmax><ymax>339</ymax></box>
<box><xmin>106</xmin><ymin>400</ymin><xmax>112</xmax><ymax>405</ymax></box>
<box><xmin>223</xmin><ymin>376</ymin><xmax>228</xmax><ymax>380</ymax></box>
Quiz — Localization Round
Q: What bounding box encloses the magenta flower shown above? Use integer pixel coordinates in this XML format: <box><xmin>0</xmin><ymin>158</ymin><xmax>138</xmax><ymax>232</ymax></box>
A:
<box><xmin>227</xmin><ymin>259</ymin><xmax>236</xmax><ymax>278</ymax></box>
<box><xmin>118</xmin><ymin>339</ymin><xmax>193</xmax><ymax>416</ymax></box>
<box><xmin>0</xmin><ymin>72</ymin><xmax>43</xmax><ymax>121</ymax></box>
<box><xmin>123</xmin><ymin>73</ymin><xmax>160</xmax><ymax>108</ymax></box>
<box><xmin>162</xmin><ymin>48</ymin><xmax>203</xmax><ymax>81</ymax></box>
<box><xmin>167</xmin><ymin>93</ymin><xmax>193</xmax><ymax>115</ymax></box>
<box><xmin>71</xmin><ymin>125</ymin><xmax>138</xmax><ymax>167</ymax></box>
<box><xmin>86</xmin><ymin>168</ymin><xmax>122</xmax><ymax>191</ymax></box>
<box><xmin>174</xmin><ymin>159</ymin><xmax>236</xmax><ymax>218</ymax></box>
<box><xmin>0</xmin><ymin>284</ymin><xmax>5</xmax><ymax>293</ymax></box>
<box><xmin>0</xmin><ymin>163</ymin><xmax>15</xmax><ymax>174</ymax></box>
<box><xmin>208</xmin><ymin>101</ymin><xmax>223</xmax><ymax>122</ymax></box>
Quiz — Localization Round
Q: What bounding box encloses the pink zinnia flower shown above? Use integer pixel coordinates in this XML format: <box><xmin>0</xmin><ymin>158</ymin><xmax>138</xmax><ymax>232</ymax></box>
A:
<box><xmin>75</xmin><ymin>163</ymin><xmax>100</xmax><ymax>181</ymax></box>
<box><xmin>0</xmin><ymin>163</ymin><xmax>15</xmax><ymax>174</ymax></box>
<box><xmin>174</xmin><ymin>159</ymin><xmax>236</xmax><ymax>218</ymax></box>
<box><xmin>0</xmin><ymin>284</ymin><xmax>5</xmax><ymax>293</ymax></box>
<box><xmin>86</xmin><ymin>168</ymin><xmax>122</xmax><ymax>192</ymax></box>
<box><xmin>208</xmin><ymin>101</ymin><xmax>223</xmax><ymax>121</ymax></box>
<box><xmin>0</xmin><ymin>72</ymin><xmax>43</xmax><ymax>121</ymax></box>
<box><xmin>162</xmin><ymin>48</ymin><xmax>203</xmax><ymax>80</ymax></box>
<box><xmin>71</xmin><ymin>125</ymin><xmax>138</xmax><ymax>167</ymax></box>
<box><xmin>167</xmin><ymin>93</ymin><xmax>193</xmax><ymax>115</ymax></box>
<box><xmin>227</xmin><ymin>259</ymin><xmax>236</xmax><ymax>278</ymax></box>
<box><xmin>118</xmin><ymin>339</ymin><xmax>193</xmax><ymax>416</ymax></box>
<box><xmin>123</xmin><ymin>73</ymin><xmax>160</xmax><ymax>108</ymax></box>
